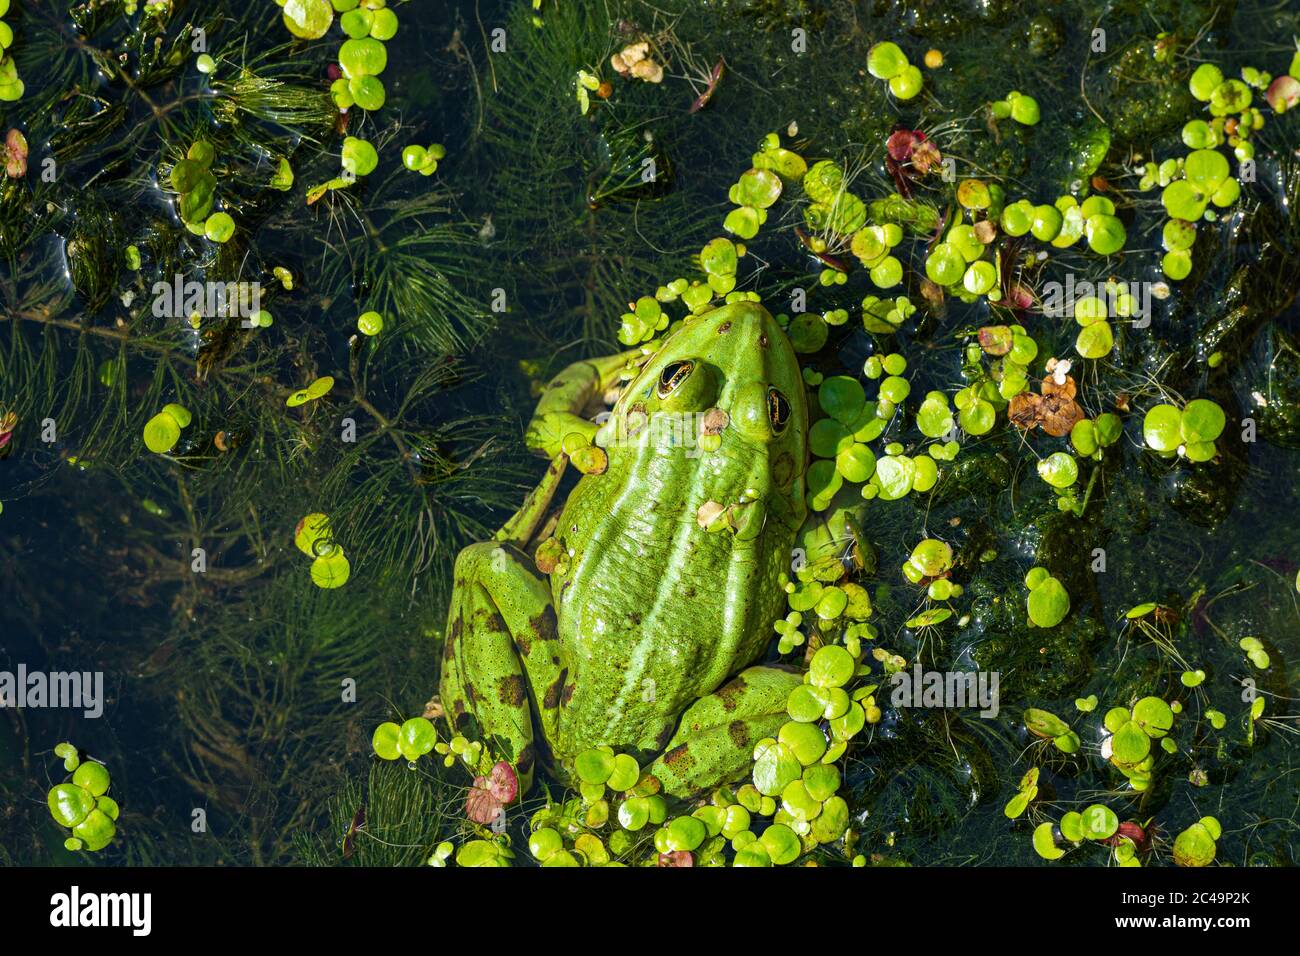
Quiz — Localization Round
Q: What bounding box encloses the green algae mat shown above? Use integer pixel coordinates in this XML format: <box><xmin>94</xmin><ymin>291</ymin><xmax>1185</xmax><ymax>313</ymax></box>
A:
<box><xmin>1</xmin><ymin>0</ymin><xmax>1299</xmax><ymax>871</ymax></box>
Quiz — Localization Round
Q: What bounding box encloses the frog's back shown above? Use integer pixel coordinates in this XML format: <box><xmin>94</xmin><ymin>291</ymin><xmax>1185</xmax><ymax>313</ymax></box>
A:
<box><xmin>549</xmin><ymin>441</ymin><xmax>794</xmax><ymax>758</ymax></box>
<box><xmin>539</xmin><ymin>301</ymin><xmax>808</xmax><ymax>762</ymax></box>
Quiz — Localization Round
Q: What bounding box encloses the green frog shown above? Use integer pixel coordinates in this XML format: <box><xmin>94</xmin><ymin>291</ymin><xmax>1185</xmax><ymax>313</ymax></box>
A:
<box><xmin>438</xmin><ymin>301</ymin><xmax>808</xmax><ymax>796</ymax></box>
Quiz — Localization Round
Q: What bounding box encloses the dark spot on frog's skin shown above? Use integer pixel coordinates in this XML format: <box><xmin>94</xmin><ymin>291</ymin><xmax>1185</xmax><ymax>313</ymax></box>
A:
<box><xmin>662</xmin><ymin>743</ymin><xmax>694</xmax><ymax>770</ymax></box>
<box><xmin>531</xmin><ymin>609</ymin><xmax>558</xmax><ymax>641</ymax></box>
<box><xmin>561</xmin><ymin>682</ymin><xmax>576</xmax><ymax>706</ymax></box>
<box><xmin>517</xmin><ymin>744</ymin><xmax>536</xmax><ymax>776</ymax></box>
<box><xmin>717</xmin><ymin>321</ymin><xmax>731</xmax><ymax>334</ymax></box>
<box><xmin>452</xmin><ymin>703</ymin><xmax>474</xmax><ymax>734</ymax></box>
<box><xmin>498</xmin><ymin>675</ymin><xmax>527</xmax><ymax>707</ymax></box>
<box><xmin>543</xmin><ymin>669</ymin><xmax>568</xmax><ymax>710</ymax></box>
<box><xmin>464</xmin><ymin>683</ymin><xmax>479</xmax><ymax>704</ymax></box>
<box><xmin>728</xmin><ymin>720</ymin><xmax>749</xmax><ymax>749</ymax></box>
<box><xmin>758</xmin><ymin>334</ymin><xmax>769</xmax><ymax>349</ymax></box>
<box><xmin>717</xmin><ymin>676</ymin><xmax>748</xmax><ymax>712</ymax></box>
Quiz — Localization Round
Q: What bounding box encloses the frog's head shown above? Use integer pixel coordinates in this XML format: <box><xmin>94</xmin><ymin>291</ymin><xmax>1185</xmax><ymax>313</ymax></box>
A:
<box><xmin>600</xmin><ymin>300</ymin><xmax>808</xmax><ymax>531</ymax></box>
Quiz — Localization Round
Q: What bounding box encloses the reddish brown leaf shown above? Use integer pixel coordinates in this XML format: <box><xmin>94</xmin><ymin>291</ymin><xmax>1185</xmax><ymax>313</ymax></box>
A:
<box><xmin>3</xmin><ymin>129</ymin><xmax>27</xmax><ymax>179</ymax></box>
<box><xmin>465</xmin><ymin>779</ymin><xmax>503</xmax><ymax>824</ymax></box>
<box><xmin>1006</xmin><ymin>282</ymin><xmax>1036</xmax><ymax>311</ymax></box>
<box><xmin>912</xmin><ymin>139</ymin><xmax>942</xmax><ymax>175</ymax></box>
<box><xmin>487</xmin><ymin>760</ymin><xmax>518</xmax><ymax>803</ymax></box>
<box><xmin>886</xmin><ymin>129</ymin><xmax>920</xmax><ymax>162</ymax></box>
<box><xmin>657</xmin><ymin>850</ymin><xmax>694</xmax><ymax>867</ymax></box>
<box><xmin>1037</xmin><ymin>394</ymin><xmax>1084</xmax><ymax>437</ymax></box>
<box><xmin>1008</xmin><ymin>392</ymin><xmax>1041</xmax><ymax>430</ymax></box>
<box><xmin>977</xmin><ymin>325</ymin><xmax>1013</xmax><ymax>356</ymax></box>
<box><xmin>1040</xmin><ymin>374</ymin><xmax>1077</xmax><ymax>401</ymax></box>
<box><xmin>689</xmin><ymin>59</ymin><xmax>726</xmax><ymax>113</ymax></box>
<box><xmin>885</xmin><ymin>156</ymin><xmax>913</xmax><ymax>198</ymax></box>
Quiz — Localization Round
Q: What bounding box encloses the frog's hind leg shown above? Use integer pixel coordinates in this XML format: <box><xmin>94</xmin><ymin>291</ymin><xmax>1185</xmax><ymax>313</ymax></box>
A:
<box><xmin>440</xmin><ymin>542</ymin><xmax>565</xmax><ymax>794</ymax></box>
<box><xmin>648</xmin><ymin>665</ymin><xmax>804</xmax><ymax>798</ymax></box>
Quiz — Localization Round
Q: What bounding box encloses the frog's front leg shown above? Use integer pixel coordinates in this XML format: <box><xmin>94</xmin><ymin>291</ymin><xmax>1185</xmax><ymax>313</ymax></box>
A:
<box><xmin>439</xmin><ymin>541</ymin><xmax>566</xmax><ymax>794</ymax></box>
<box><xmin>648</xmin><ymin>665</ymin><xmax>804</xmax><ymax>797</ymax></box>
<box><xmin>524</xmin><ymin>348</ymin><xmax>644</xmax><ymax>458</ymax></box>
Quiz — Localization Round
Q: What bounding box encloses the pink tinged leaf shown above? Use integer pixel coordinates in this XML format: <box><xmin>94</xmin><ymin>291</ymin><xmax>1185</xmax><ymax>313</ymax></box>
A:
<box><xmin>1007</xmin><ymin>283</ymin><xmax>1037</xmax><ymax>311</ymax></box>
<box><xmin>1266</xmin><ymin>75</ymin><xmax>1300</xmax><ymax>113</ymax></box>
<box><xmin>886</xmin><ymin>129</ymin><xmax>919</xmax><ymax>162</ymax></box>
<box><xmin>657</xmin><ymin>850</ymin><xmax>694</xmax><ymax>867</ymax></box>
<box><xmin>1114</xmin><ymin>820</ymin><xmax>1148</xmax><ymax>846</ymax></box>
<box><xmin>465</xmin><ymin>778</ymin><xmax>504</xmax><ymax>824</ymax></box>
<box><xmin>4</xmin><ymin>129</ymin><xmax>27</xmax><ymax>179</ymax></box>
<box><xmin>487</xmin><ymin>760</ymin><xmax>518</xmax><ymax>803</ymax></box>
<box><xmin>911</xmin><ymin>139</ymin><xmax>942</xmax><ymax>175</ymax></box>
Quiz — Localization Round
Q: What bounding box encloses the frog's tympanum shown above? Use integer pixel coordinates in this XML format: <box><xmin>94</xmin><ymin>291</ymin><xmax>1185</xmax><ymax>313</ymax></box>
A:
<box><xmin>437</xmin><ymin>301</ymin><xmax>809</xmax><ymax>796</ymax></box>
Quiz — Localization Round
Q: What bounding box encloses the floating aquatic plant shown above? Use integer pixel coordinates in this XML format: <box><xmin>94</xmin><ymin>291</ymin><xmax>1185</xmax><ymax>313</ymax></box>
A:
<box><xmin>47</xmin><ymin>746</ymin><xmax>119</xmax><ymax>853</ymax></box>
<box><xmin>866</xmin><ymin>41</ymin><xmax>923</xmax><ymax>101</ymax></box>
<box><xmin>0</xmin><ymin>0</ymin><xmax>24</xmax><ymax>102</ymax></box>
<box><xmin>1025</xmin><ymin>567</ymin><xmax>1070</xmax><ymax>628</ymax></box>
<box><xmin>1142</xmin><ymin>399</ymin><xmax>1226</xmax><ymax>461</ymax></box>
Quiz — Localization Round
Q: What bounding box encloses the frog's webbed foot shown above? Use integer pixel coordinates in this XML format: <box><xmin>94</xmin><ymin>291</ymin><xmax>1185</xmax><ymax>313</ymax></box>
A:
<box><xmin>439</xmin><ymin>542</ymin><xmax>566</xmax><ymax>795</ymax></box>
<box><xmin>648</xmin><ymin>665</ymin><xmax>803</xmax><ymax>798</ymax></box>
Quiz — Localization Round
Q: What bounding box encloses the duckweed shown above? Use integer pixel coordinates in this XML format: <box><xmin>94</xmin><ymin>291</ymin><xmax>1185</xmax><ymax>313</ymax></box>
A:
<box><xmin>46</xmin><ymin>747</ymin><xmax>119</xmax><ymax>852</ymax></box>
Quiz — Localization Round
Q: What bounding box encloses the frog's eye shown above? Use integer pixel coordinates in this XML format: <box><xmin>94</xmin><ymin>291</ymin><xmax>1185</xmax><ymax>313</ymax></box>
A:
<box><xmin>657</xmin><ymin>360</ymin><xmax>694</xmax><ymax>398</ymax></box>
<box><xmin>767</xmin><ymin>387</ymin><xmax>791</xmax><ymax>433</ymax></box>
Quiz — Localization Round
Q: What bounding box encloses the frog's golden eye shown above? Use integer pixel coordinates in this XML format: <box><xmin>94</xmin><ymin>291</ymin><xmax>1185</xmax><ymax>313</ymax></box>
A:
<box><xmin>768</xmin><ymin>387</ymin><xmax>791</xmax><ymax>433</ymax></box>
<box><xmin>657</xmin><ymin>360</ymin><xmax>694</xmax><ymax>398</ymax></box>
